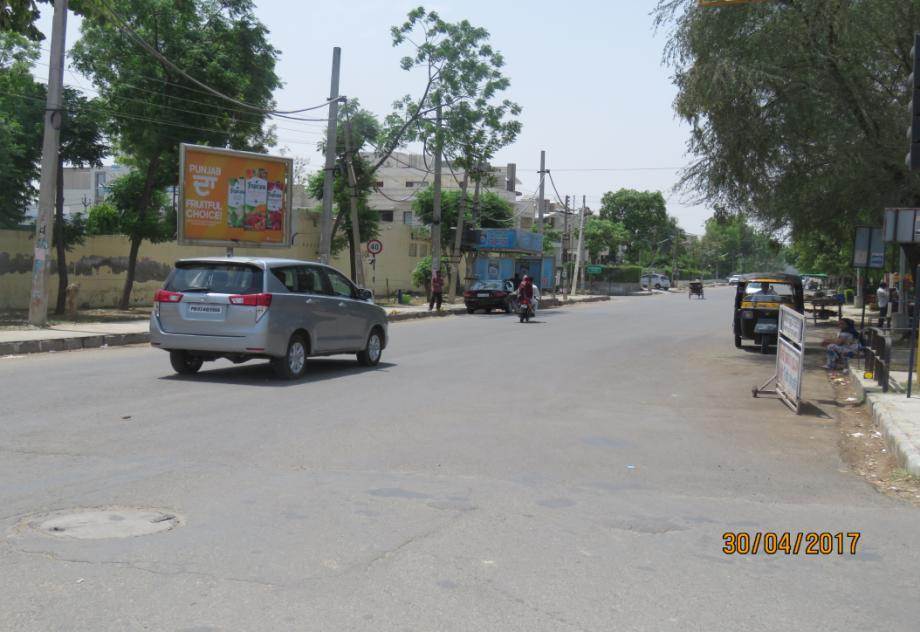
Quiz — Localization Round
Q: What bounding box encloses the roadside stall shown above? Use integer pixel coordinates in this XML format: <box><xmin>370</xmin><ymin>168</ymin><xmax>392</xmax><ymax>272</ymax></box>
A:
<box><xmin>464</xmin><ymin>228</ymin><xmax>554</xmax><ymax>291</ymax></box>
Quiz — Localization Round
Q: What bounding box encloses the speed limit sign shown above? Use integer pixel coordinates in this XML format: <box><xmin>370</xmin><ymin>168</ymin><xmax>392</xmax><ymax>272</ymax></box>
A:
<box><xmin>367</xmin><ymin>239</ymin><xmax>383</xmax><ymax>255</ymax></box>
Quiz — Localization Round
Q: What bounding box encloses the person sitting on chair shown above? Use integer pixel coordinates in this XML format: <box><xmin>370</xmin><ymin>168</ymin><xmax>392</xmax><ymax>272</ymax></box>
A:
<box><xmin>821</xmin><ymin>318</ymin><xmax>861</xmax><ymax>370</ymax></box>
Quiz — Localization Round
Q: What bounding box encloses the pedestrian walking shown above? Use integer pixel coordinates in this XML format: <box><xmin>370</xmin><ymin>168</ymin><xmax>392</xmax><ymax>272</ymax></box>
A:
<box><xmin>429</xmin><ymin>269</ymin><xmax>444</xmax><ymax>311</ymax></box>
<box><xmin>876</xmin><ymin>281</ymin><xmax>889</xmax><ymax>328</ymax></box>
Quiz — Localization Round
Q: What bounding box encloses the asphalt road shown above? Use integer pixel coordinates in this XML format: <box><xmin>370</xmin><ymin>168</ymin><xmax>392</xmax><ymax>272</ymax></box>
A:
<box><xmin>2</xmin><ymin>287</ymin><xmax>918</xmax><ymax>631</ymax></box>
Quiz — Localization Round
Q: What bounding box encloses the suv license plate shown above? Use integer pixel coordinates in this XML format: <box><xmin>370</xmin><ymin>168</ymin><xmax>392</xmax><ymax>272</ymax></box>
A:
<box><xmin>477</xmin><ymin>293</ymin><xmax>490</xmax><ymax>297</ymax></box>
<box><xmin>188</xmin><ymin>303</ymin><xmax>223</xmax><ymax>315</ymax></box>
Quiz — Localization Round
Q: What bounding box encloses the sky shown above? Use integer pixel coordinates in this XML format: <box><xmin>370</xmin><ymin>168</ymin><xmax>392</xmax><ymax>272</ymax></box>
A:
<box><xmin>36</xmin><ymin>1</ymin><xmax>712</xmax><ymax>233</ymax></box>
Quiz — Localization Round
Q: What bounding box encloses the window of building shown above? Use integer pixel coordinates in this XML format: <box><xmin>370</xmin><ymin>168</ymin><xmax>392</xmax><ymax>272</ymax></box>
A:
<box><xmin>375</xmin><ymin>181</ymin><xmax>384</xmax><ymax>188</ymax></box>
<box><xmin>405</xmin><ymin>181</ymin><xmax>415</xmax><ymax>188</ymax></box>
<box><xmin>419</xmin><ymin>244</ymin><xmax>428</xmax><ymax>258</ymax></box>
<box><xmin>379</xmin><ymin>210</ymin><xmax>394</xmax><ymax>222</ymax></box>
<box><xmin>409</xmin><ymin>243</ymin><xmax>418</xmax><ymax>257</ymax></box>
<box><xmin>402</xmin><ymin>211</ymin><xmax>414</xmax><ymax>225</ymax></box>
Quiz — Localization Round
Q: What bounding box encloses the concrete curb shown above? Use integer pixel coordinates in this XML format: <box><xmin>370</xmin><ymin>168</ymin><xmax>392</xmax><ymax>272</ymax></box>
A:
<box><xmin>850</xmin><ymin>366</ymin><xmax>920</xmax><ymax>477</ymax></box>
<box><xmin>0</xmin><ymin>332</ymin><xmax>150</xmax><ymax>357</ymax></box>
<box><xmin>385</xmin><ymin>295</ymin><xmax>611</xmax><ymax>323</ymax></box>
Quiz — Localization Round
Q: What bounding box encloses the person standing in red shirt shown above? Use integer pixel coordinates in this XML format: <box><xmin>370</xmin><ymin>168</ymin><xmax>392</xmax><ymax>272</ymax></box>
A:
<box><xmin>429</xmin><ymin>269</ymin><xmax>444</xmax><ymax>311</ymax></box>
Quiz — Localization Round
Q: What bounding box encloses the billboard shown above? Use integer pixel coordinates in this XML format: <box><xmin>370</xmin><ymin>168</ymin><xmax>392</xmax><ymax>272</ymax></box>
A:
<box><xmin>178</xmin><ymin>144</ymin><xmax>293</xmax><ymax>248</ymax></box>
<box><xmin>852</xmin><ymin>226</ymin><xmax>885</xmax><ymax>269</ymax></box>
<box><xmin>469</xmin><ymin>229</ymin><xmax>544</xmax><ymax>254</ymax></box>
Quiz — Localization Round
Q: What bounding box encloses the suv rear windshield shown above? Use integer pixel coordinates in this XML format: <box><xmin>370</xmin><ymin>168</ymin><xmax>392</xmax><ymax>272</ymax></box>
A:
<box><xmin>166</xmin><ymin>263</ymin><xmax>263</xmax><ymax>295</ymax></box>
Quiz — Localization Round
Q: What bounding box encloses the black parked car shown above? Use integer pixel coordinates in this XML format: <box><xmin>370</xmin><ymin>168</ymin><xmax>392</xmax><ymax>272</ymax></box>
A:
<box><xmin>463</xmin><ymin>280</ymin><xmax>515</xmax><ymax>314</ymax></box>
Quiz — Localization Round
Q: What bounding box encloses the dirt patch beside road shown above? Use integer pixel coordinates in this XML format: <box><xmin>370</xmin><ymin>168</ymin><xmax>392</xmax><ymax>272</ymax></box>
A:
<box><xmin>828</xmin><ymin>371</ymin><xmax>920</xmax><ymax>506</ymax></box>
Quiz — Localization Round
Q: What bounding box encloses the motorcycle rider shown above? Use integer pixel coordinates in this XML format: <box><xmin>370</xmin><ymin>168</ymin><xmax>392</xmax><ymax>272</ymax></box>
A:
<box><xmin>518</xmin><ymin>275</ymin><xmax>534</xmax><ymax>316</ymax></box>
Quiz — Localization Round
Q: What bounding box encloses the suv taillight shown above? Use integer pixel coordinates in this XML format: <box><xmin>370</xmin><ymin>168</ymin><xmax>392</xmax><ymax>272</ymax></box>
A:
<box><xmin>154</xmin><ymin>289</ymin><xmax>183</xmax><ymax>303</ymax></box>
<box><xmin>229</xmin><ymin>293</ymin><xmax>272</xmax><ymax>321</ymax></box>
<box><xmin>463</xmin><ymin>291</ymin><xmax>473</xmax><ymax>298</ymax></box>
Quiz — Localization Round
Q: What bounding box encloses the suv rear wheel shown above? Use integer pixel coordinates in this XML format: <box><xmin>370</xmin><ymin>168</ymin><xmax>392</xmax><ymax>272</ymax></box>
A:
<box><xmin>357</xmin><ymin>328</ymin><xmax>383</xmax><ymax>367</ymax></box>
<box><xmin>169</xmin><ymin>350</ymin><xmax>203</xmax><ymax>375</ymax></box>
<box><xmin>272</xmin><ymin>334</ymin><xmax>308</xmax><ymax>379</ymax></box>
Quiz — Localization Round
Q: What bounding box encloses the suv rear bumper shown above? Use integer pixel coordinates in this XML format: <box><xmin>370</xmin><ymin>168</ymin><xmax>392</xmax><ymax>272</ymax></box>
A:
<box><xmin>149</xmin><ymin>315</ymin><xmax>281</xmax><ymax>357</ymax></box>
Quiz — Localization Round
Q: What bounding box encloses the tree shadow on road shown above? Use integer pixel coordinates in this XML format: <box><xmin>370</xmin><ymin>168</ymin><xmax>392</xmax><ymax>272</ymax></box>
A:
<box><xmin>159</xmin><ymin>359</ymin><xmax>397</xmax><ymax>387</ymax></box>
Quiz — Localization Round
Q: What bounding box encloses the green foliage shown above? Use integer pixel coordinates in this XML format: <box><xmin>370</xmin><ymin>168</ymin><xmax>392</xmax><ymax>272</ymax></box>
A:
<box><xmin>697</xmin><ymin>215</ymin><xmax>785</xmax><ymax>278</ymax></box>
<box><xmin>412</xmin><ymin>187</ymin><xmax>513</xmax><ymax>248</ymax></box>
<box><xmin>307</xmin><ymin>100</ymin><xmax>381</xmax><ymax>258</ymax></box>
<box><xmin>600</xmin><ymin>265</ymin><xmax>642</xmax><ymax>284</ymax></box>
<box><xmin>844</xmin><ymin>288</ymin><xmax>855</xmax><ymax>304</ymax></box>
<box><xmin>581</xmin><ymin>216</ymin><xmax>628</xmax><ymax>262</ymax></box>
<box><xmin>50</xmin><ymin>212</ymin><xmax>86</xmax><ymax>252</ymax></box>
<box><xmin>411</xmin><ymin>255</ymin><xmax>452</xmax><ymax>288</ymax></box>
<box><xmin>599</xmin><ymin>189</ymin><xmax>679</xmax><ymax>262</ymax></box>
<box><xmin>0</xmin><ymin>0</ymin><xmax>43</xmax><ymax>41</ymax></box>
<box><xmin>85</xmin><ymin>202</ymin><xmax>120</xmax><ymax>235</ymax></box>
<box><xmin>107</xmin><ymin>171</ymin><xmax>173</xmax><ymax>243</ymax></box>
<box><xmin>0</xmin><ymin>34</ymin><xmax>108</xmax><ymax>227</ymax></box>
<box><xmin>0</xmin><ymin>32</ymin><xmax>43</xmax><ymax>226</ymax></box>
<box><xmin>655</xmin><ymin>0</ymin><xmax>920</xmax><ymax>272</ymax></box>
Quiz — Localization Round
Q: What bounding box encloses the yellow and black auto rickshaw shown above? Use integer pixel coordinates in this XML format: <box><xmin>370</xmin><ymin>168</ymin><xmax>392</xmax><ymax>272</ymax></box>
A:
<box><xmin>733</xmin><ymin>273</ymin><xmax>805</xmax><ymax>353</ymax></box>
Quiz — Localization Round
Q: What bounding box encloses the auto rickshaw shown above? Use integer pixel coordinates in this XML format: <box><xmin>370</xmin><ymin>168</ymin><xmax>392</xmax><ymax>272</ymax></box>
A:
<box><xmin>733</xmin><ymin>273</ymin><xmax>804</xmax><ymax>353</ymax></box>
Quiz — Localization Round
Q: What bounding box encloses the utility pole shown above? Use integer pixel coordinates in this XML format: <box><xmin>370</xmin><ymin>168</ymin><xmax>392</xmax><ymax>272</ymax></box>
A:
<box><xmin>562</xmin><ymin>195</ymin><xmax>569</xmax><ymax>300</ymax></box>
<box><xmin>343</xmin><ymin>117</ymin><xmax>365</xmax><ymax>288</ymax></box>
<box><xmin>672</xmin><ymin>238</ymin><xmax>679</xmax><ymax>289</ymax></box>
<box><xmin>579</xmin><ymin>195</ymin><xmax>587</xmax><ymax>291</ymax></box>
<box><xmin>572</xmin><ymin>199</ymin><xmax>586</xmax><ymax>296</ymax></box>
<box><xmin>536</xmin><ymin>150</ymin><xmax>546</xmax><ymax>233</ymax></box>
<box><xmin>318</xmin><ymin>47</ymin><xmax>341</xmax><ymax>264</ymax></box>
<box><xmin>431</xmin><ymin>103</ymin><xmax>443</xmax><ymax>278</ymax></box>
<box><xmin>28</xmin><ymin>0</ymin><xmax>67</xmax><ymax>327</ymax></box>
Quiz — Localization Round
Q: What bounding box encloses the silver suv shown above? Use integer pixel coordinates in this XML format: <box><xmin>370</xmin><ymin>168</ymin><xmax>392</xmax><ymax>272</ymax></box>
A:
<box><xmin>150</xmin><ymin>257</ymin><xmax>388</xmax><ymax>379</ymax></box>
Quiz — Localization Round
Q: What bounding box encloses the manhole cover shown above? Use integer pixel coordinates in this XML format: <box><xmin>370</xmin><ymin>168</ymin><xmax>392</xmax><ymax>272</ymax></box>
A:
<box><xmin>27</xmin><ymin>507</ymin><xmax>182</xmax><ymax>539</ymax></box>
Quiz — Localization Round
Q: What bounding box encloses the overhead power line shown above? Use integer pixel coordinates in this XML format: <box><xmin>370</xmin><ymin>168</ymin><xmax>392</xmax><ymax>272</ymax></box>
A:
<box><xmin>93</xmin><ymin>0</ymin><xmax>340</xmax><ymax>117</ymax></box>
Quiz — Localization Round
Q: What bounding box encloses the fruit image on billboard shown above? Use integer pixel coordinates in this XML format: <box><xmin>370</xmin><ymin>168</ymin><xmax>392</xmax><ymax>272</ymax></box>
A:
<box><xmin>179</xmin><ymin>144</ymin><xmax>292</xmax><ymax>247</ymax></box>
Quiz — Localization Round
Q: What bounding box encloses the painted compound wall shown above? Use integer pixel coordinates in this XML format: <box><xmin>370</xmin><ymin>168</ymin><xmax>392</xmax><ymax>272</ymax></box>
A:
<box><xmin>0</xmin><ymin>213</ymin><xmax>430</xmax><ymax>310</ymax></box>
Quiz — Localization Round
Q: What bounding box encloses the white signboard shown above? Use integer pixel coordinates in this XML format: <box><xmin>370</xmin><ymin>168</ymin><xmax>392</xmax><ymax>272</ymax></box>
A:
<box><xmin>775</xmin><ymin>305</ymin><xmax>806</xmax><ymax>413</ymax></box>
<box><xmin>779</xmin><ymin>304</ymin><xmax>805</xmax><ymax>346</ymax></box>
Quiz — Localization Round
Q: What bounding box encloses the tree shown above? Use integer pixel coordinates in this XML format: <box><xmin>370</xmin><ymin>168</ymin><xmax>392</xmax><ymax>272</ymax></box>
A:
<box><xmin>72</xmin><ymin>0</ymin><xmax>280</xmax><ymax>308</ymax></box>
<box><xmin>581</xmin><ymin>217</ymin><xmax>628</xmax><ymax>263</ymax></box>
<box><xmin>599</xmin><ymin>189</ymin><xmax>675</xmax><ymax>262</ymax></box>
<box><xmin>307</xmin><ymin>100</ymin><xmax>381</xmax><ymax>281</ymax></box>
<box><xmin>86</xmin><ymin>202</ymin><xmax>120</xmax><ymax>235</ymax></box>
<box><xmin>412</xmin><ymin>187</ymin><xmax>513</xmax><ymax>248</ymax></box>
<box><xmin>655</xmin><ymin>0</ymin><xmax>920</xmax><ymax>273</ymax></box>
<box><xmin>410</xmin><ymin>254</ymin><xmax>452</xmax><ymax>294</ymax></box>
<box><xmin>384</xmin><ymin>7</ymin><xmax>518</xmax><ymax>287</ymax></box>
<box><xmin>0</xmin><ymin>0</ymin><xmax>43</xmax><ymax>40</ymax></box>
<box><xmin>697</xmin><ymin>215</ymin><xmax>784</xmax><ymax>279</ymax></box>
<box><xmin>54</xmin><ymin>88</ymin><xmax>107</xmax><ymax>314</ymax></box>
<box><xmin>0</xmin><ymin>32</ymin><xmax>43</xmax><ymax>227</ymax></box>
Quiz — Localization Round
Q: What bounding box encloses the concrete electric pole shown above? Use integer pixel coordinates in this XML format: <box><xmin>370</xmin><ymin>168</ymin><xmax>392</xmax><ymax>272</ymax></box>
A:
<box><xmin>343</xmin><ymin>117</ymin><xmax>365</xmax><ymax>288</ymax></box>
<box><xmin>431</xmin><ymin>103</ymin><xmax>443</xmax><ymax>277</ymax></box>
<box><xmin>28</xmin><ymin>0</ymin><xmax>68</xmax><ymax>327</ymax></box>
<box><xmin>318</xmin><ymin>47</ymin><xmax>341</xmax><ymax>264</ymax></box>
<box><xmin>571</xmin><ymin>199</ymin><xmax>586</xmax><ymax>296</ymax></box>
<box><xmin>536</xmin><ymin>151</ymin><xmax>546</xmax><ymax>233</ymax></box>
<box><xmin>562</xmin><ymin>195</ymin><xmax>569</xmax><ymax>300</ymax></box>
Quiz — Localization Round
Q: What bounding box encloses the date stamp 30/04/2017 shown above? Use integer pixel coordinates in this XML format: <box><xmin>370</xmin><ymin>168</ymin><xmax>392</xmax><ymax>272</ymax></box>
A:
<box><xmin>722</xmin><ymin>532</ymin><xmax>861</xmax><ymax>556</ymax></box>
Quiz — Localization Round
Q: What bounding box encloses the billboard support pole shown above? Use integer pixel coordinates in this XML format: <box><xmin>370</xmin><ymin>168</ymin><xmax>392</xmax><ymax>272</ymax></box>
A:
<box><xmin>318</xmin><ymin>47</ymin><xmax>341</xmax><ymax>264</ymax></box>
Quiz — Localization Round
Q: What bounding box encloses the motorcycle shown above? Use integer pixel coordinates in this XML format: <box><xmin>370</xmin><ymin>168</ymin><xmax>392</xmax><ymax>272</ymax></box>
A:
<box><xmin>518</xmin><ymin>296</ymin><xmax>533</xmax><ymax>323</ymax></box>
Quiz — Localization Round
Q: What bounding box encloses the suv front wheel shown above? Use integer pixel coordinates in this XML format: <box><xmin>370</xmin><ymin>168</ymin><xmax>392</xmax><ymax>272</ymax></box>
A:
<box><xmin>357</xmin><ymin>329</ymin><xmax>383</xmax><ymax>367</ymax></box>
<box><xmin>272</xmin><ymin>334</ymin><xmax>308</xmax><ymax>379</ymax></box>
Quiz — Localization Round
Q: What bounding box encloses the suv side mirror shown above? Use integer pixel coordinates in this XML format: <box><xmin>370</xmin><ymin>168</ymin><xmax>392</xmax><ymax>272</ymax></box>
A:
<box><xmin>357</xmin><ymin>288</ymin><xmax>373</xmax><ymax>302</ymax></box>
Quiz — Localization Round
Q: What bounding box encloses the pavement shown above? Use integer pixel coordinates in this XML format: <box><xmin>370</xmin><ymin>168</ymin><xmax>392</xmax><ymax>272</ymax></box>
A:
<box><xmin>0</xmin><ymin>294</ymin><xmax>610</xmax><ymax>354</ymax></box>
<box><xmin>2</xmin><ymin>287</ymin><xmax>920</xmax><ymax>631</ymax></box>
<box><xmin>849</xmin><ymin>368</ymin><xmax>920</xmax><ymax>476</ymax></box>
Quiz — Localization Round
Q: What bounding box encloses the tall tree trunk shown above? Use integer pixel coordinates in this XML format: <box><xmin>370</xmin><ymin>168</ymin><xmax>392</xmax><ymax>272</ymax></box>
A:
<box><xmin>447</xmin><ymin>177</ymin><xmax>469</xmax><ymax>303</ymax></box>
<box><xmin>119</xmin><ymin>156</ymin><xmax>161</xmax><ymax>309</ymax></box>
<box><xmin>54</xmin><ymin>153</ymin><xmax>67</xmax><ymax>315</ymax></box>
